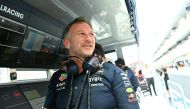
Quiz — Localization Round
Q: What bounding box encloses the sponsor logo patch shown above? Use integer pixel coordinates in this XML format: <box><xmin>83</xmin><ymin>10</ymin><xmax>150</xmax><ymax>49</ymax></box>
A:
<box><xmin>126</xmin><ymin>87</ymin><xmax>133</xmax><ymax>93</ymax></box>
<box><xmin>59</xmin><ymin>73</ymin><xmax>67</xmax><ymax>81</ymax></box>
<box><xmin>128</xmin><ymin>93</ymin><xmax>138</xmax><ymax>102</ymax></box>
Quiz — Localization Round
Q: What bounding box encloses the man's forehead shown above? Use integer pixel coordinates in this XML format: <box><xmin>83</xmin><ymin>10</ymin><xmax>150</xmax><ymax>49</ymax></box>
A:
<box><xmin>70</xmin><ymin>22</ymin><xmax>90</xmax><ymax>28</ymax></box>
<box><xmin>69</xmin><ymin>23</ymin><xmax>93</xmax><ymax>33</ymax></box>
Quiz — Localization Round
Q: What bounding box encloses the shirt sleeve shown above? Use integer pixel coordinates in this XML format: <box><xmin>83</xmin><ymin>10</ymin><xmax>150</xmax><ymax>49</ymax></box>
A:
<box><xmin>43</xmin><ymin>72</ymin><xmax>57</xmax><ymax>108</ymax></box>
<box><xmin>112</xmin><ymin>66</ymin><xmax>140</xmax><ymax>109</ymax></box>
<box><xmin>129</xmin><ymin>71</ymin><xmax>139</xmax><ymax>92</ymax></box>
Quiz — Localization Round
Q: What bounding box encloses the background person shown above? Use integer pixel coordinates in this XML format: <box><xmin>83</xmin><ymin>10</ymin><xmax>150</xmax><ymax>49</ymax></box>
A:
<box><xmin>161</xmin><ymin>68</ymin><xmax>171</xmax><ymax>99</ymax></box>
<box><xmin>145</xmin><ymin>70</ymin><xmax>157</xmax><ymax>96</ymax></box>
<box><xmin>137</xmin><ymin>70</ymin><xmax>145</xmax><ymax>84</ymax></box>
<box><xmin>115</xmin><ymin>58</ymin><xmax>139</xmax><ymax>92</ymax></box>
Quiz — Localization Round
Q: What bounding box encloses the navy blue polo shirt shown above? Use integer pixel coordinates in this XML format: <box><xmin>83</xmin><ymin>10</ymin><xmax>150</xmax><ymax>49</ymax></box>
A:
<box><xmin>43</xmin><ymin>62</ymin><xmax>140</xmax><ymax>109</ymax></box>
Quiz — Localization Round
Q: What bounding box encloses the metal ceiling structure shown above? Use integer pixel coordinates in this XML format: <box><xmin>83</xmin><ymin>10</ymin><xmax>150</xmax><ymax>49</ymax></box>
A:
<box><xmin>22</xmin><ymin>0</ymin><xmax>138</xmax><ymax>48</ymax></box>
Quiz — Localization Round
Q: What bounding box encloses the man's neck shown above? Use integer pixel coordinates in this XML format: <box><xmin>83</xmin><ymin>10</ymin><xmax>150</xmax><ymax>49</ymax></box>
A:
<box><xmin>72</xmin><ymin>57</ymin><xmax>84</xmax><ymax>74</ymax></box>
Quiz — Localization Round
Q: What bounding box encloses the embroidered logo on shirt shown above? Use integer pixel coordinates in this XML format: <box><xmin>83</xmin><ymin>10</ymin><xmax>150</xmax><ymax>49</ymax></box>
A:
<box><xmin>128</xmin><ymin>93</ymin><xmax>138</xmax><ymax>102</ymax></box>
<box><xmin>56</xmin><ymin>82</ymin><xmax>66</xmax><ymax>90</ymax></box>
<box><xmin>89</xmin><ymin>77</ymin><xmax>104</xmax><ymax>87</ymax></box>
<box><xmin>126</xmin><ymin>87</ymin><xmax>138</xmax><ymax>103</ymax></box>
<box><xmin>126</xmin><ymin>87</ymin><xmax>133</xmax><ymax>93</ymax></box>
<box><xmin>59</xmin><ymin>73</ymin><xmax>67</xmax><ymax>81</ymax></box>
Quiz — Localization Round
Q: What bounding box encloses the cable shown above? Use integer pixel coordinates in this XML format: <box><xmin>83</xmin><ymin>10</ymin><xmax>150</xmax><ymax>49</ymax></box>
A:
<box><xmin>66</xmin><ymin>56</ymin><xmax>101</xmax><ymax>70</ymax></box>
<box><xmin>69</xmin><ymin>56</ymin><xmax>84</xmax><ymax>62</ymax></box>
<box><xmin>66</xmin><ymin>74</ymin><xmax>74</xmax><ymax>109</ymax></box>
<box><xmin>63</xmin><ymin>55</ymin><xmax>99</xmax><ymax>109</ymax></box>
<box><xmin>74</xmin><ymin>72</ymin><xmax>88</xmax><ymax>109</ymax></box>
<box><xmin>87</xmin><ymin>70</ymin><xmax>91</xmax><ymax>109</ymax></box>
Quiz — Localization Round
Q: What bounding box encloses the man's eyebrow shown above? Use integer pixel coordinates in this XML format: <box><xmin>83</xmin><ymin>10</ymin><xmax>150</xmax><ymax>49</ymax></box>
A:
<box><xmin>77</xmin><ymin>30</ymin><xmax>83</xmax><ymax>32</ymax></box>
<box><xmin>76</xmin><ymin>30</ymin><xmax>94</xmax><ymax>34</ymax></box>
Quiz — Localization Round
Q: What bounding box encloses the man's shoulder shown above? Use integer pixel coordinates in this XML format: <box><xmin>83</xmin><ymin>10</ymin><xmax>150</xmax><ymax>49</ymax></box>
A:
<box><xmin>124</xmin><ymin>66</ymin><xmax>134</xmax><ymax>73</ymax></box>
<box><xmin>94</xmin><ymin>62</ymin><xmax>123</xmax><ymax>77</ymax></box>
<box><xmin>102</xmin><ymin>62</ymin><xmax>123</xmax><ymax>73</ymax></box>
<box><xmin>103</xmin><ymin>62</ymin><xmax>115</xmax><ymax>67</ymax></box>
<box><xmin>51</xmin><ymin>69</ymin><xmax>68</xmax><ymax>79</ymax></box>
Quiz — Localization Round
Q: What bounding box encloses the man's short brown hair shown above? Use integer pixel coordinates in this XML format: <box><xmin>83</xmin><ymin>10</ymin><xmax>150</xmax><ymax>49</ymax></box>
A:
<box><xmin>62</xmin><ymin>16</ymin><xmax>92</xmax><ymax>39</ymax></box>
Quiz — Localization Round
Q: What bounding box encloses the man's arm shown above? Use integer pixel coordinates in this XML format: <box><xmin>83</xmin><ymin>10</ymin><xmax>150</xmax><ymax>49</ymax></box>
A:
<box><xmin>130</xmin><ymin>73</ymin><xmax>139</xmax><ymax>92</ymax></box>
<box><xmin>43</xmin><ymin>72</ymin><xmax>58</xmax><ymax>109</ymax></box>
<box><xmin>113</xmin><ymin>67</ymin><xmax>140</xmax><ymax>109</ymax></box>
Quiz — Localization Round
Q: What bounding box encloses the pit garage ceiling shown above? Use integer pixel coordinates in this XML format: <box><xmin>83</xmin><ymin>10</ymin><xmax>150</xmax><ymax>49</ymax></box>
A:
<box><xmin>22</xmin><ymin>0</ymin><xmax>137</xmax><ymax>48</ymax></box>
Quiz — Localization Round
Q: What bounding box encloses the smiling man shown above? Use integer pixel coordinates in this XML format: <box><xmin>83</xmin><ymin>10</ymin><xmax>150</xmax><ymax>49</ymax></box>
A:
<box><xmin>43</xmin><ymin>17</ymin><xmax>140</xmax><ymax>109</ymax></box>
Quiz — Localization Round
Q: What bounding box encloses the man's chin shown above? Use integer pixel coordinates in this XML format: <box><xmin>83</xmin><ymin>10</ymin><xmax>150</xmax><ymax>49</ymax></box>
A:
<box><xmin>83</xmin><ymin>51</ymin><xmax>93</xmax><ymax>56</ymax></box>
<box><xmin>84</xmin><ymin>53</ymin><xmax>93</xmax><ymax>58</ymax></box>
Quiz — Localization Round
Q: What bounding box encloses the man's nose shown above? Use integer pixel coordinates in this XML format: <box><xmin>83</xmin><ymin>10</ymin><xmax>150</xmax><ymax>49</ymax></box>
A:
<box><xmin>84</xmin><ymin>33</ymin><xmax>92</xmax><ymax>40</ymax></box>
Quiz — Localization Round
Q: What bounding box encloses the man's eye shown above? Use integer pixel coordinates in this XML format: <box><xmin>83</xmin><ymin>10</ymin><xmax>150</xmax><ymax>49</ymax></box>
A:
<box><xmin>89</xmin><ymin>33</ymin><xmax>94</xmax><ymax>36</ymax></box>
<box><xmin>79</xmin><ymin>32</ymin><xmax>85</xmax><ymax>35</ymax></box>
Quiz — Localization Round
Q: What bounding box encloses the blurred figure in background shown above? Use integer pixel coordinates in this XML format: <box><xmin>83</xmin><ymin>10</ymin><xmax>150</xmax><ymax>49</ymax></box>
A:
<box><xmin>137</xmin><ymin>70</ymin><xmax>145</xmax><ymax>84</ymax></box>
<box><xmin>136</xmin><ymin>70</ymin><xmax>150</xmax><ymax>97</ymax></box>
<box><xmin>146</xmin><ymin>70</ymin><xmax>157</xmax><ymax>96</ymax></box>
<box><xmin>115</xmin><ymin>58</ymin><xmax>139</xmax><ymax>92</ymax></box>
<box><xmin>161</xmin><ymin>68</ymin><xmax>171</xmax><ymax>99</ymax></box>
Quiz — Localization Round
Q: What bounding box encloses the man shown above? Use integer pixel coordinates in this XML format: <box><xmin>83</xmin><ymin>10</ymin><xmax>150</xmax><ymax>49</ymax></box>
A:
<box><xmin>43</xmin><ymin>17</ymin><xmax>140</xmax><ymax>109</ymax></box>
<box><xmin>162</xmin><ymin>68</ymin><xmax>170</xmax><ymax>98</ymax></box>
<box><xmin>115</xmin><ymin>58</ymin><xmax>139</xmax><ymax>92</ymax></box>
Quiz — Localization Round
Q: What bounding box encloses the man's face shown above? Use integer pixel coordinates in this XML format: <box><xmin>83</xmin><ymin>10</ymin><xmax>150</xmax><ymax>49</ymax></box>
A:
<box><xmin>64</xmin><ymin>22</ymin><xmax>95</xmax><ymax>59</ymax></box>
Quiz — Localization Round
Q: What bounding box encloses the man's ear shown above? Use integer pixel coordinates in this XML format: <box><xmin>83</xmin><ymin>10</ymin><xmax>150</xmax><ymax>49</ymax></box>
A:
<box><xmin>63</xmin><ymin>39</ymin><xmax>70</xmax><ymax>49</ymax></box>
